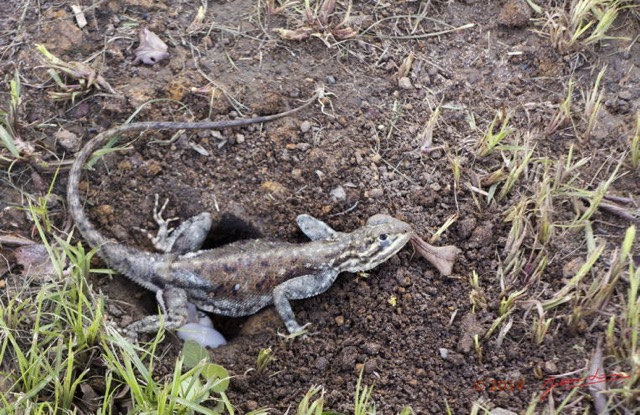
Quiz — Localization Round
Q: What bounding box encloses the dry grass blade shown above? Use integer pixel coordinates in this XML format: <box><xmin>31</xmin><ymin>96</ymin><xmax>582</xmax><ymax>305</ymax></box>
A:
<box><xmin>35</xmin><ymin>44</ymin><xmax>115</xmax><ymax>98</ymax></box>
<box><xmin>543</xmin><ymin>243</ymin><xmax>604</xmax><ymax>310</ymax></box>
<box><xmin>419</xmin><ymin>105</ymin><xmax>441</xmax><ymax>154</ymax></box>
<box><xmin>587</xmin><ymin>342</ymin><xmax>607</xmax><ymax>414</ymax></box>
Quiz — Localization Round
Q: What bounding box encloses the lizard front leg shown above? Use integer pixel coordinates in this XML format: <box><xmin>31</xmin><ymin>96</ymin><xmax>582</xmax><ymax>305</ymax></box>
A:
<box><xmin>296</xmin><ymin>214</ymin><xmax>341</xmax><ymax>241</ymax></box>
<box><xmin>272</xmin><ymin>269</ymin><xmax>339</xmax><ymax>334</ymax></box>
<box><xmin>146</xmin><ymin>194</ymin><xmax>212</xmax><ymax>255</ymax></box>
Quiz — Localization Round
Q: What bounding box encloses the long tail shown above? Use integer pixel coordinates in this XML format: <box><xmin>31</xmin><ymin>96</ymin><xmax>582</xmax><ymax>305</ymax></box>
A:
<box><xmin>67</xmin><ymin>91</ymin><xmax>318</xmax><ymax>286</ymax></box>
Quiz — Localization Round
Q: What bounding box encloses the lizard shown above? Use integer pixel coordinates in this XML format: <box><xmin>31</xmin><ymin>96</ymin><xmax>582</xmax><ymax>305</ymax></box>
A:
<box><xmin>67</xmin><ymin>91</ymin><xmax>414</xmax><ymax>337</ymax></box>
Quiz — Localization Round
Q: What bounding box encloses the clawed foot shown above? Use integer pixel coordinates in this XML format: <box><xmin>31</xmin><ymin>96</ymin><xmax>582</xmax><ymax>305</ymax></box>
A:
<box><xmin>278</xmin><ymin>322</ymin><xmax>313</xmax><ymax>340</ymax></box>
<box><xmin>138</xmin><ymin>194</ymin><xmax>212</xmax><ymax>255</ymax></box>
<box><xmin>122</xmin><ymin>326</ymin><xmax>140</xmax><ymax>343</ymax></box>
<box><xmin>146</xmin><ymin>194</ymin><xmax>181</xmax><ymax>252</ymax></box>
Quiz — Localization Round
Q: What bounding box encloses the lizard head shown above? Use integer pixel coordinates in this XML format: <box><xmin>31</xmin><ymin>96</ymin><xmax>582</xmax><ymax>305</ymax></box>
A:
<box><xmin>335</xmin><ymin>214</ymin><xmax>413</xmax><ymax>273</ymax></box>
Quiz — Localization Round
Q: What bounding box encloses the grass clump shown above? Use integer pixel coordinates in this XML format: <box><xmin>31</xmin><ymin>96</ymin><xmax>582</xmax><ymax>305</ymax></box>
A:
<box><xmin>541</xmin><ymin>0</ymin><xmax>631</xmax><ymax>54</ymax></box>
<box><xmin>268</xmin><ymin>0</ymin><xmax>358</xmax><ymax>45</ymax></box>
<box><xmin>629</xmin><ymin>111</ymin><xmax>640</xmax><ymax>169</ymax></box>
<box><xmin>476</xmin><ymin>111</ymin><xmax>512</xmax><ymax>158</ymax></box>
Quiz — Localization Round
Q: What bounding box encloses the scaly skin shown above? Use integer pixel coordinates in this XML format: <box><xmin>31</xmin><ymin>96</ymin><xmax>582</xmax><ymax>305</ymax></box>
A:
<box><xmin>66</xmin><ymin>92</ymin><xmax>413</xmax><ymax>336</ymax></box>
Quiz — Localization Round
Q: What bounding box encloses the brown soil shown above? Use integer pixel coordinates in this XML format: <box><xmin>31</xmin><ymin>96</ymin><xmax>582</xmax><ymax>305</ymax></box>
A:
<box><xmin>1</xmin><ymin>0</ymin><xmax>639</xmax><ymax>413</ymax></box>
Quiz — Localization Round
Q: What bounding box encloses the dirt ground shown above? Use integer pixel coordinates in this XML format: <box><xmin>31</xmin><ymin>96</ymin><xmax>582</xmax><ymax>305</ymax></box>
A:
<box><xmin>1</xmin><ymin>0</ymin><xmax>639</xmax><ymax>413</ymax></box>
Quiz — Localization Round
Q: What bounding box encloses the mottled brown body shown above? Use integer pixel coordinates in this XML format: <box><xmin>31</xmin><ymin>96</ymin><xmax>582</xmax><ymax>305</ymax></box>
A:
<box><xmin>67</xmin><ymin>91</ymin><xmax>414</xmax><ymax>337</ymax></box>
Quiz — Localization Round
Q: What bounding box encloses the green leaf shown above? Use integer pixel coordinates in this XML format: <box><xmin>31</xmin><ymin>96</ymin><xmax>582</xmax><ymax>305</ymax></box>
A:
<box><xmin>202</xmin><ymin>363</ymin><xmax>230</xmax><ymax>393</ymax></box>
<box><xmin>182</xmin><ymin>340</ymin><xmax>210</xmax><ymax>369</ymax></box>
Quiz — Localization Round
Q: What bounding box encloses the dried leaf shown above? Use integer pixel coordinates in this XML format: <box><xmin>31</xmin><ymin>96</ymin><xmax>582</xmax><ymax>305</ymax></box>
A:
<box><xmin>186</xmin><ymin>5</ymin><xmax>207</xmax><ymax>33</ymax></box>
<box><xmin>395</xmin><ymin>52</ymin><xmax>414</xmax><ymax>80</ymax></box>
<box><xmin>411</xmin><ymin>234</ymin><xmax>460</xmax><ymax>276</ymax></box>
<box><xmin>587</xmin><ymin>343</ymin><xmax>607</xmax><ymax>415</ymax></box>
<box><xmin>36</xmin><ymin>44</ymin><xmax>115</xmax><ymax>93</ymax></box>
<box><xmin>133</xmin><ymin>27</ymin><xmax>169</xmax><ymax>65</ymax></box>
<box><xmin>70</xmin><ymin>4</ymin><xmax>87</xmax><ymax>29</ymax></box>
<box><xmin>14</xmin><ymin>243</ymin><xmax>62</xmax><ymax>278</ymax></box>
<box><xmin>274</xmin><ymin>27</ymin><xmax>313</xmax><ymax>41</ymax></box>
<box><xmin>0</xmin><ymin>234</ymin><xmax>35</xmax><ymax>246</ymax></box>
<box><xmin>332</xmin><ymin>27</ymin><xmax>358</xmax><ymax>39</ymax></box>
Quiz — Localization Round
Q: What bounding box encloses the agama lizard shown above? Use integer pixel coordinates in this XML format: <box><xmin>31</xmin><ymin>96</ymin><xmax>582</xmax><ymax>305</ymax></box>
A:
<box><xmin>67</xmin><ymin>92</ymin><xmax>414</xmax><ymax>337</ymax></box>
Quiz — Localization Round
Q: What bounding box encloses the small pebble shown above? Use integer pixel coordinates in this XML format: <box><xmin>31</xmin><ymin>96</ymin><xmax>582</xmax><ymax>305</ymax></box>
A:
<box><xmin>544</xmin><ymin>361</ymin><xmax>558</xmax><ymax>374</ymax></box>
<box><xmin>300</xmin><ymin>120</ymin><xmax>312</xmax><ymax>133</ymax></box>
<box><xmin>325</xmin><ymin>75</ymin><xmax>336</xmax><ymax>84</ymax></box>
<box><xmin>368</xmin><ymin>188</ymin><xmax>384</xmax><ymax>198</ymax></box>
<box><xmin>55</xmin><ymin>129</ymin><xmax>81</xmax><ymax>152</ymax></box>
<box><xmin>330</xmin><ymin>186</ymin><xmax>347</xmax><ymax>202</ymax></box>
<box><xmin>398</xmin><ymin>77</ymin><xmax>412</xmax><ymax>89</ymax></box>
<box><xmin>439</xmin><ymin>348</ymin><xmax>449</xmax><ymax>359</ymax></box>
<box><xmin>490</xmin><ymin>409</ymin><xmax>518</xmax><ymax>415</ymax></box>
<box><xmin>618</xmin><ymin>90</ymin><xmax>632</xmax><ymax>100</ymax></box>
<box><xmin>236</xmin><ymin>133</ymin><xmax>245</xmax><ymax>144</ymax></box>
<box><xmin>315</xmin><ymin>357</ymin><xmax>329</xmax><ymax>370</ymax></box>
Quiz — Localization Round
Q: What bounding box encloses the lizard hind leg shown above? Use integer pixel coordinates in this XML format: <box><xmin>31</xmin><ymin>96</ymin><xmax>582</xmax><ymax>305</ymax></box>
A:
<box><xmin>124</xmin><ymin>286</ymin><xmax>190</xmax><ymax>339</ymax></box>
<box><xmin>146</xmin><ymin>194</ymin><xmax>213</xmax><ymax>255</ymax></box>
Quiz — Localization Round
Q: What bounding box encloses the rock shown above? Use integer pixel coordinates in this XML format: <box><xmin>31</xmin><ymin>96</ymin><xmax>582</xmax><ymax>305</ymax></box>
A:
<box><xmin>315</xmin><ymin>357</ymin><xmax>329</xmax><ymax>370</ymax></box>
<box><xmin>498</xmin><ymin>0</ymin><xmax>531</xmax><ymax>28</ymax></box>
<box><xmin>55</xmin><ymin>129</ymin><xmax>81</xmax><ymax>153</ymax></box>
<box><xmin>300</xmin><ymin>120</ymin><xmax>312</xmax><ymax>133</ymax></box>
<box><xmin>469</xmin><ymin>221</ymin><xmax>494</xmax><ymax>246</ymax></box>
<box><xmin>367</xmin><ymin>188</ymin><xmax>384</xmax><ymax>198</ymax></box>
<box><xmin>340</xmin><ymin>346</ymin><xmax>359</xmax><ymax>370</ymax></box>
<box><xmin>398</xmin><ymin>77</ymin><xmax>413</xmax><ymax>89</ymax></box>
<box><xmin>457</xmin><ymin>217</ymin><xmax>477</xmax><ymax>239</ymax></box>
<box><xmin>364</xmin><ymin>359</ymin><xmax>378</xmax><ymax>373</ymax></box>
<box><xmin>618</xmin><ymin>90</ymin><xmax>632</xmax><ymax>101</ymax></box>
<box><xmin>363</xmin><ymin>342</ymin><xmax>381</xmax><ymax>355</ymax></box>
<box><xmin>458</xmin><ymin>313</ymin><xmax>484</xmax><ymax>353</ymax></box>
<box><xmin>330</xmin><ymin>186</ymin><xmax>347</xmax><ymax>202</ymax></box>
<box><xmin>544</xmin><ymin>361</ymin><xmax>558</xmax><ymax>374</ymax></box>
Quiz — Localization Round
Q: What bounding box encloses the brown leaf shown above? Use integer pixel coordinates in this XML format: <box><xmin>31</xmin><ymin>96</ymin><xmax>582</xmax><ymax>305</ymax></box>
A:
<box><xmin>274</xmin><ymin>27</ymin><xmax>312</xmax><ymax>41</ymax></box>
<box><xmin>332</xmin><ymin>27</ymin><xmax>358</xmax><ymax>40</ymax></box>
<box><xmin>411</xmin><ymin>234</ymin><xmax>460</xmax><ymax>276</ymax></box>
<box><xmin>133</xmin><ymin>27</ymin><xmax>169</xmax><ymax>65</ymax></box>
<box><xmin>14</xmin><ymin>243</ymin><xmax>62</xmax><ymax>278</ymax></box>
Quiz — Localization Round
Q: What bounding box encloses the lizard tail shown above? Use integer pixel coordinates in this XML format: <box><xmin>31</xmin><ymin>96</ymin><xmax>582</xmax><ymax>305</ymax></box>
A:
<box><xmin>67</xmin><ymin>92</ymin><xmax>318</xmax><ymax>284</ymax></box>
<box><xmin>66</xmin><ymin>123</ymin><xmax>169</xmax><ymax>284</ymax></box>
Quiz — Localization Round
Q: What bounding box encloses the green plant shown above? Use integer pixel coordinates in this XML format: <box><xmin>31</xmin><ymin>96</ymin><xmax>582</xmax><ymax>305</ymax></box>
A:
<box><xmin>0</xmin><ymin>69</ymin><xmax>21</xmax><ymax>159</ymax></box>
<box><xmin>476</xmin><ymin>111</ymin><xmax>512</xmax><ymax>157</ymax></box>
<box><xmin>542</xmin><ymin>0</ymin><xmax>629</xmax><ymax>53</ymax></box>
<box><xmin>630</xmin><ymin>111</ymin><xmax>640</xmax><ymax>168</ymax></box>
<box><xmin>353</xmin><ymin>367</ymin><xmax>375</xmax><ymax>415</ymax></box>
<box><xmin>256</xmin><ymin>347</ymin><xmax>276</xmax><ymax>373</ymax></box>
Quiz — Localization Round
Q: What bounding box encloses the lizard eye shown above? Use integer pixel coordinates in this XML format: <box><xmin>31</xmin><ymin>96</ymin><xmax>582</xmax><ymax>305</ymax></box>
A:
<box><xmin>379</xmin><ymin>234</ymin><xmax>388</xmax><ymax>241</ymax></box>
